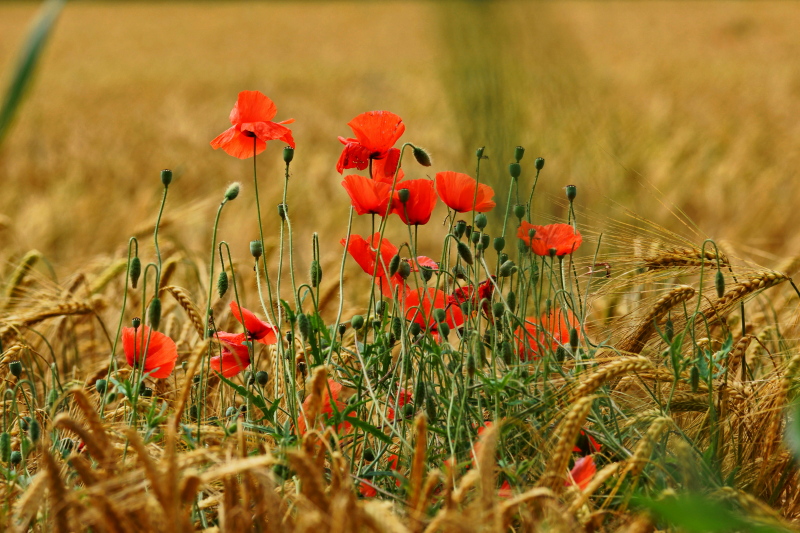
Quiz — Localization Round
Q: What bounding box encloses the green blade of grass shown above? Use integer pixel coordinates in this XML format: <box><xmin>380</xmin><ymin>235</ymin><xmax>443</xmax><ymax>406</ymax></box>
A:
<box><xmin>0</xmin><ymin>0</ymin><xmax>66</xmax><ymax>145</ymax></box>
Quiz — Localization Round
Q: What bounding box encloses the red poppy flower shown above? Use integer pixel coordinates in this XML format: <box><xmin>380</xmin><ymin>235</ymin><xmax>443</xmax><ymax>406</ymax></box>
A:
<box><xmin>573</xmin><ymin>429</ymin><xmax>602</xmax><ymax>454</ymax></box>
<box><xmin>210</xmin><ymin>91</ymin><xmax>295</xmax><ymax>159</ymax></box>
<box><xmin>341</xmin><ymin>233</ymin><xmax>405</xmax><ymax>296</ymax></box>
<box><xmin>337</xmin><ymin>111</ymin><xmax>405</xmax><ymax>174</ymax></box>
<box><xmin>210</xmin><ymin>331</ymin><xmax>250</xmax><ymax>378</ymax></box>
<box><xmin>391</xmin><ymin>179</ymin><xmax>437</xmax><ymax>226</ymax></box>
<box><xmin>371</xmin><ymin>151</ymin><xmax>404</xmax><ymax>183</ymax></box>
<box><xmin>516</xmin><ymin>309</ymin><xmax>580</xmax><ymax>361</ymax></box>
<box><xmin>230</xmin><ymin>302</ymin><xmax>278</xmax><ymax>345</ymax></box>
<box><xmin>122</xmin><ymin>326</ymin><xmax>178</xmax><ymax>379</ymax></box>
<box><xmin>386</xmin><ymin>454</ymin><xmax>402</xmax><ymax>487</ymax></box>
<box><xmin>517</xmin><ymin>222</ymin><xmax>582</xmax><ymax>257</ymax></box>
<box><xmin>472</xmin><ymin>421</ymin><xmax>493</xmax><ymax>466</ymax></box>
<box><xmin>404</xmin><ymin>287</ymin><xmax>465</xmax><ymax>333</ymax></box>
<box><xmin>448</xmin><ymin>276</ymin><xmax>496</xmax><ymax>318</ymax></box>
<box><xmin>434</xmin><ymin>171</ymin><xmax>496</xmax><ymax>213</ymax></box>
<box><xmin>497</xmin><ymin>480</ymin><xmax>513</xmax><ymax>499</ymax></box>
<box><xmin>386</xmin><ymin>387</ymin><xmax>413</xmax><ymax>421</ymax></box>
<box><xmin>566</xmin><ymin>455</ymin><xmax>596</xmax><ymax>490</ymax></box>
<box><xmin>341</xmin><ymin>175</ymin><xmax>394</xmax><ymax>216</ymax></box>
<box><xmin>297</xmin><ymin>378</ymin><xmax>355</xmax><ymax>435</ymax></box>
<box><xmin>359</xmin><ymin>481</ymin><xmax>378</xmax><ymax>498</ymax></box>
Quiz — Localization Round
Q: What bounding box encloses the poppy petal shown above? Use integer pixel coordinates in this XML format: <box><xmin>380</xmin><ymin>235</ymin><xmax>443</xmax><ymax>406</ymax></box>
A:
<box><xmin>231</xmin><ymin>90</ymin><xmax>277</xmax><ymax>124</ymax></box>
<box><xmin>347</xmin><ymin>111</ymin><xmax>405</xmax><ymax>154</ymax></box>
<box><xmin>337</xmin><ymin>142</ymin><xmax>372</xmax><ymax>173</ymax></box>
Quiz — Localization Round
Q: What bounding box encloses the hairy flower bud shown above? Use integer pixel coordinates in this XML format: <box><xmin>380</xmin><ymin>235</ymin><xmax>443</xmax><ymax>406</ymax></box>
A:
<box><xmin>715</xmin><ymin>270</ymin><xmax>725</xmax><ymax>299</ymax></box>
<box><xmin>413</xmin><ymin>146</ymin><xmax>432</xmax><ymax>167</ymax></box>
<box><xmin>148</xmin><ymin>297</ymin><xmax>162</xmax><ymax>330</ymax></box>
<box><xmin>129</xmin><ymin>256</ymin><xmax>142</xmax><ymax>289</ymax></box>
<box><xmin>389</xmin><ymin>254</ymin><xmax>401</xmax><ymax>277</ymax></box>
<box><xmin>217</xmin><ymin>271</ymin><xmax>229</xmax><ymax>298</ymax></box>
<box><xmin>454</xmin><ymin>220</ymin><xmax>467</xmax><ymax>240</ymax></box>
<box><xmin>224</xmin><ymin>182</ymin><xmax>241</xmax><ymax>201</ymax></box>
<box><xmin>457</xmin><ymin>242</ymin><xmax>473</xmax><ymax>265</ymax></box>
<box><xmin>398</xmin><ymin>260</ymin><xmax>411</xmax><ymax>279</ymax></box>
<box><xmin>309</xmin><ymin>260</ymin><xmax>322</xmax><ymax>288</ymax></box>
<box><xmin>499</xmin><ymin>260</ymin><xmax>516</xmax><ymax>278</ymax></box>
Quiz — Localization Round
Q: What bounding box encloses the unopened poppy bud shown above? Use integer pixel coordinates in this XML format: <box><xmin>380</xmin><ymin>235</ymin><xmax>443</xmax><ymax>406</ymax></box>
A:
<box><xmin>476</xmin><ymin>147</ymin><xmax>485</xmax><ymax>159</ymax></box>
<box><xmin>433</xmin><ymin>308</ymin><xmax>446</xmax><ymax>323</ymax></box>
<box><xmin>492</xmin><ymin>302</ymin><xmax>504</xmax><ymax>318</ymax></box>
<box><xmin>391</xmin><ymin>317</ymin><xmax>402</xmax><ymax>338</ymax></box>
<box><xmin>375</xmin><ymin>300</ymin><xmax>386</xmax><ymax>316</ymax></box>
<box><xmin>47</xmin><ymin>388</ymin><xmax>58</xmax><ymax>409</ymax></box>
<box><xmin>426</xmin><ymin>395</ymin><xmax>436</xmax><ymax>421</ymax></box>
<box><xmin>507</xmin><ymin>291</ymin><xmax>517</xmax><ymax>312</ymax></box>
<box><xmin>217</xmin><ymin>271</ymin><xmax>229</xmax><ymax>298</ymax></box>
<box><xmin>250</xmin><ymin>240</ymin><xmax>263</xmax><ymax>259</ymax></box>
<box><xmin>9</xmin><ymin>361</ymin><xmax>22</xmax><ymax>378</ymax></box>
<box><xmin>309</xmin><ymin>260</ymin><xmax>322</xmax><ymax>287</ymax></box>
<box><xmin>438</xmin><ymin>322</ymin><xmax>450</xmax><ymax>338</ymax></box>
<box><xmin>224</xmin><ymin>182</ymin><xmax>241</xmax><ymax>201</ymax></box>
<box><xmin>148</xmin><ymin>297</ymin><xmax>162</xmax><ymax>330</ymax></box>
<box><xmin>351</xmin><ymin>314</ymin><xmax>364</xmax><ymax>330</ymax></box>
<box><xmin>10</xmin><ymin>451</ymin><xmax>21</xmax><ymax>466</ymax></box>
<box><xmin>535</xmin><ymin>157</ymin><xmax>545</xmax><ymax>170</ymax></box>
<box><xmin>514</xmin><ymin>146</ymin><xmax>525</xmax><ymax>163</ymax></box>
<box><xmin>129</xmin><ymin>256</ymin><xmax>142</xmax><ymax>288</ymax></box>
<box><xmin>565</xmin><ymin>184</ymin><xmax>577</xmax><ymax>202</ymax></box>
<box><xmin>132</xmin><ymin>317</ymin><xmax>141</xmax><ymax>329</ymax></box>
<box><xmin>283</xmin><ymin>146</ymin><xmax>294</xmax><ymax>164</ymax></box>
<box><xmin>95</xmin><ymin>379</ymin><xmax>107</xmax><ymax>395</ymax></box>
<box><xmin>415</xmin><ymin>379</ymin><xmax>426</xmax><ymax>404</ymax></box>
<box><xmin>715</xmin><ymin>270</ymin><xmax>725</xmax><ymax>298</ymax></box>
<box><xmin>297</xmin><ymin>313</ymin><xmax>312</xmax><ymax>340</ymax></box>
<box><xmin>513</xmin><ymin>204</ymin><xmax>526</xmax><ymax>220</ymax></box>
<box><xmin>0</xmin><ymin>432</ymin><xmax>10</xmax><ymax>462</ymax></box>
<box><xmin>19</xmin><ymin>417</ymin><xmax>30</xmax><ymax>431</ymax></box>
<box><xmin>556</xmin><ymin>346</ymin><xmax>568</xmax><ymax>362</ymax></box>
<box><xmin>364</xmin><ymin>448</ymin><xmax>375</xmax><ymax>462</ymax></box>
<box><xmin>256</xmin><ymin>370</ymin><xmax>269</xmax><ymax>386</ymax></box>
<box><xmin>690</xmin><ymin>365</ymin><xmax>700</xmax><ymax>393</ymax></box>
<box><xmin>481</xmin><ymin>234</ymin><xmax>490</xmax><ymax>248</ymax></box>
<box><xmin>389</xmin><ymin>254</ymin><xmax>401</xmax><ymax>277</ymax></box>
<box><xmin>338</xmin><ymin>323</ymin><xmax>347</xmax><ymax>336</ymax></box>
<box><xmin>29</xmin><ymin>419</ymin><xmax>40</xmax><ymax>443</ymax></box>
<box><xmin>277</xmin><ymin>203</ymin><xmax>287</xmax><ymax>219</ymax></box>
<box><xmin>160</xmin><ymin>169</ymin><xmax>173</xmax><ymax>187</ymax></box>
<box><xmin>457</xmin><ymin>242</ymin><xmax>473</xmax><ymax>265</ymax></box>
<box><xmin>413</xmin><ymin>146</ymin><xmax>432</xmax><ymax>167</ymax></box>
<box><xmin>470</xmin><ymin>231</ymin><xmax>480</xmax><ymax>244</ymax></box>
<box><xmin>475</xmin><ymin>213</ymin><xmax>488</xmax><ymax>230</ymax></box>
<box><xmin>499</xmin><ymin>260</ymin><xmax>516</xmax><ymax>278</ymax></box>
<box><xmin>106</xmin><ymin>392</ymin><xmax>117</xmax><ymax>403</ymax></box>
<box><xmin>409</xmin><ymin>322</ymin><xmax>421</xmax><ymax>336</ymax></box>
<box><xmin>569</xmin><ymin>328</ymin><xmax>579</xmax><ymax>351</ymax></box>
<box><xmin>466</xmin><ymin>353</ymin><xmax>476</xmax><ymax>379</ymax></box>
<box><xmin>509</xmin><ymin>162</ymin><xmax>521</xmax><ymax>179</ymax></box>
<box><xmin>454</xmin><ymin>220</ymin><xmax>467</xmax><ymax>239</ymax></box>
<box><xmin>493</xmin><ymin>237</ymin><xmax>505</xmax><ymax>252</ymax></box>
<box><xmin>245</xmin><ymin>371</ymin><xmax>256</xmax><ymax>386</ymax></box>
<box><xmin>453</xmin><ymin>265</ymin><xmax>468</xmax><ymax>280</ymax></box>
<box><xmin>420</xmin><ymin>266</ymin><xmax>433</xmax><ymax>282</ymax></box>
<box><xmin>398</xmin><ymin>188</ymin><xmax>410</xmax><ymax>204</ymax></box>
<box><xmin>398</xmin><ymin>260</ymin><xmax>411</xmax><ymax>279</ymax></box>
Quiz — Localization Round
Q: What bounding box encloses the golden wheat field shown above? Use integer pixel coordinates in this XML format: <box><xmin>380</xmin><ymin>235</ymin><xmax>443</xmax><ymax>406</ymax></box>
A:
<box><xmin>2</xmin><ymin>1</ymin><xmax>800</xmax><ymax>532</ymax></box>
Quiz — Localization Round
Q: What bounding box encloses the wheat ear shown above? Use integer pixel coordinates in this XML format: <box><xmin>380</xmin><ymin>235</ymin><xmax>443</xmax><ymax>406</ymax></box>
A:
<box><xmin>617</xmin><ymin>286</ymin><xmax>695</xmax><ymax>354</ymax></box>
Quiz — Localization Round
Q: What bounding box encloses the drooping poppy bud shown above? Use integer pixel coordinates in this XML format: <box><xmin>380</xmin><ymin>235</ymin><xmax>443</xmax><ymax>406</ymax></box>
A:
<box><xmin>161</xmin><ymin>169</ymin><xmax>173</xmax><ymax>187</ymax></box>
<box><xmin>715</xmin><ymin>270</ymin><xmax>725</xmax><ymax>299</ymax></box>
<box><xmin>297</xmin><ymin>313</ymin><xmax>313</xmax><ymax>340</ymax></box>
<box><xmin>409</xmin><ymin>322</ymin><xmax>422</xmax><ymax>336</ymax></box>
<box><xmin>129</xmin><ymin>256</ymin><xmax>142</xmax><ymax>289</ymax></box>
<box><xmin>457</xmin><ymin>242</ymin><xmax>473</xmax><ymax>265</ymax></box>
<box><xmin>569</xmin><ymin>328</ymin><xmax>579</xmax><ymax>351</ymax></box>
<box><xmin>0</xmin><ymin>432</ymin><xmax>10</xmax><ymax>462</ymax></box>
<box><xmin>454</xmin><ymin>220</ymin><xmax>467</xmax><ymax>239</ymax></box>
<box><xmin>507</xmin><ymin>291</ymin><xmax>517</xmax><ymax>313</ymax></box>
<box><xmin>398</xmin><ymin>261</ymin><xmax>411</xmax><ymax>279</ymax></box>
<box><xmin>492</xmin><ymin>302</ymin><xmax>504</xmax><ymax>319</ymax></box>
<box><xmin>389</xmin><ymin>254</ymin><xmax>401</xmax><ymax>277</ymax></box>
<box><xmin>499</xmin><ymin>260</ymin><xmax>516</xmax><ymax>278</ymax></box>
<box><xmin>29</xmin><ymin>419</ymin><xmax>41</xmax><ymax>443</ymax></box>
<box><xmin>310</xmin><ymin>260</ymin><xmax>322</xmax><ymax>287</ymax></box>
<box><xmin>10</xmin><ymin>450</ymin><xmax>21</xmax><ymax>466</ymax></box>
<box><xmin>95</xmin><ymin>379</ymin><xmax>107</xmax><ymax>395</ymax></box>
<box><xmin>224</xmin><ymin>182</ymin><xmax>241</xmax><ymax>201</ymax></box>
<box><xmin>217</xmin><ymin>271</ymin><xmax>229</xmax><ymax>298</ymax></box>
<box><xmin>438</xmin><ymin>322</ymin><xmax>450</xmax><ymax>339</ymax></box>
<box><xmin>148</xmin><ymin>297</ymin><xmax>162</xmax><ymax>330</ymax></box>
<box><xmin>413</xmin><ymin>146</ymin><xmax>432</xmax><ymax>167</ymax></box>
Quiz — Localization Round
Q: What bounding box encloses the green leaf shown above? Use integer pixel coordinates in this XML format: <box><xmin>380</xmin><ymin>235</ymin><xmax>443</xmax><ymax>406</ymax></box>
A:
<box><xmin>0</xmin><ymin>0</ymin><xmax>66</xmax><ymax>145</ymax></box>
<box><xmin>217</xmin><ymin>372</ymin><xmax>278</xmax><ymax>422</ymax></box>
<box><xmin>344</xmin><ymin>416</ymin><xmax>392</xmax><ymax>446</ymax></box>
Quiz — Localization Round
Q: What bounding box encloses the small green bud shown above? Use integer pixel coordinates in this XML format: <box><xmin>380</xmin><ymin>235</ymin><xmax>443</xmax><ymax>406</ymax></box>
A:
<box><xmin>160</xmin><ymin>169</ymin><xmax>173</xmax><ymax>187</ymax></box>
<box><xmin>454</xmin><ymin>220</ymin><xmax>467</xmax><ymax>240</ymax></box>
<box><xmin>217</xmin><ymin>271</ymin><xmax>229</xmax><ymax>298</ymax></box>
<box><xmin>565</xmin><ymin>184</ymin><xmax>577</xmax><ymax>202</ymax></box>
<box><xmin>690</xmin><ymin>365</ymin><xmax>700</xmax><ymax>393</ymax></box>
<box><xmin>364</xmin><ymin>448</ymin><xmax>376</xmax><ymax>462</ymax></box>
<box><xmin>452</xmin><ymin>265</ymin><xmax>468</xmax><ymax>280</ymax></box>
<box><xmin>499</xmin><ymin>260</ymin><xmax>516</xmax><ymax>278</ymax></box>
<box><xmin>715</xmin><ymin>270</ymin><xmax>725</xmax><ymax>299</ymax></box>
<box><xmin>493</xmin><ymin>237</ymin><xmax>505</xmax><ymax>252</ymax></box>
<box><xmin>420</xmin><ymin>266</ymin><xmax>434</xmax><ymax>283</ymax></box>
<box><xmin>492</xmin><ymin>302</ymin><xmax>504</xmax><ymax>319</ymax></box>
<box><xmin>106</xmin><ymin>392</ymin><xmax>117</xmax><ymax>403</ymax></box>
<box><xmin>514</xmin><ymin>146</ymin><xmax>525</xmax><ymax>163</ymax></box>
<box><xmin>277</xmin><ymin>203</ymin><xmax>287</xmax><ymax>219</ymax></box>
<box><xmin>388</xmin><ymin>254</ymin><xmax>401</xmax><ymax>277</ymax></box>
<box><xmin>10</xmin><ymin>451</ymin><xmax>21</xmax><ymax>466</ymax></box>
<box><xmin>438</xmin><ymin>322</ymin><xmax>450</xmax><ymax>339</ymax></box>
<box><xmin>513</xmin><ymin>204</ymin><xmax>526</xmax><ymax>220</ymax></box>
<box><xmin>413</xmin><ymin>146</ymin><xmax>432</xmax><ymax>167</ymax></box>
<box><xmin>129</xmin><ymin>256</ymin><xmax>142</xmax><ymax>289</ymax></box>
<box><xmin>476</xmin><ymin>146</ymin><xmax>485</xmax><ymax>159</ymax></box>
<box><xmin>285</xmin><ymin>331</ymin><xmax>293</xmax><ymax>343</ymax></box>
<box><xmin>409</xmin><ymin>322</ymin><xmax>421</xmax><ymax>336</ymax></box>
<box><xmin>309</xmin><ymin>260</ymin><xmax>322</xmax><ymax>288</ymax></box>
<box><xmin>507</xmin><ymin>291</ymin><xmax>517</xmax><ymax>313</ymax></box>
<box><xmin>250</xmin><ymin>240</ymin><xmax>263</xmax><ymax>259</ymax></box>
<box><xmin>475</xmin><ymin>213</ymin><xmax>488</xmax><ymax>230</ymax></box>
<box><xmin>402</xmin><ymin>403</ymin><xmax>415</xmax><ymax>417</ymax></box>
<box><xmin>457</xmin><ymin>242</ymin><xmax>473</xmax><ymax>265</ymax></box>
<box><xmin>256</xmin><ymin>370</ymin><xmax>269</xmax><ymax>386</ymax></box>
<box><xmin>375</xmin><ymin>300</ymin><xmax>386</xmax><ymax>317</ymax></box>
<box><xmin>0</xmin><ymin>432</ymin><xmax>10</xmax><ymax>462</ymax></box>
<box><xmin>148</xmin><ymin>297</ymin><xmax>162</xmax><ymax>330</ymax></box>
<box><xmin>391</xmin><ymin>317</ymin><xmax>402</xmax><ymax>338</ymax></box>
<box><xmin>297</xmin><ymin>313</ymin><xmax>313</xmax><ymax>340</ymax></box>
<box><xmin>569</xmin><ymin>328</ymin><xmax>579</xmax><ymax>351</ymax></box>
<box><xmin>535</xmin><ymin>157</ymin><xmax>545</xmax><ymax>170</ymax></box>
<box><xmin>501</xmin><ymin>341</ymin><xmax>513</xmax><ymax>365</ymax></box>
<box><xmin>555</xmin><ymin>346</ymin><xmax>568</xmax><ymax>362</ymax></box>
<box><xmin>466</xmin><ymin>353</ymin><xmax>476</xmax><ymax>379</ymax></box>
<box><xmin>351</xmin><ymin>314</ymin><xmax>364</xmax><ymax>330</ymax></box>
<box><xmin>398</xmin><ymin>188</ymin><xmax>410</xmax><ymax>204</ymax></box>
<box><xmin>398</xmin><ymin>261</ymin><xmax>411</xmax><ymax>279</ymax></box>
<box><xmin>95</xmin><ymin>379</ymin><xmax>107</xmax><ymax>395</ymax></box>
<box><xmin>29</xmin><ymin>419</ymin><xmax>41</xmax><ymax>443</ymax></box>
<box><xmin>470</xmin><ymin>231</ymin><xmax>481</xmax><ymax>244</ymax></box>
<box><xmin>9</xmin><ymin>360</ymin><xmax>22</xmax><ymax>378</ymax></box>
<box><xmin>433</xmin><ymin>308</ymin><xmax>446</xmax><ymax>323</ymax></box>
<box><xmin>509</xmin><ymin>162</ymin><xmax>521</xmax><ymax>179</ymax></box>
<box><xmin>499</xmin><ymin>252</ymin><xmax>509</xmax><ymax>263</ymax></box>
<box><xmin>415</xmin><ymin>379</ymin><xmax>426</xmax><ymax>405</ymax></box>
<box><xmin>47</xmin><ymin>388</ymin><xmax>58</xmax><ymax>409</ymax></box>
<box><xmin>19</xmin><ymin>417</ymin><xmax>30</xmax><ymax>431</ymax></box>
<box><xmin>426</xmin><ymin>395</ymin><xmax>436</xmax><ymax>422</ymax></box>
<box><xmin>224</xmin><ymin>182</ymin><xmax>241</xmax><ymax>201</ymax></box>
<box><xmin>283</xmin><ymin>146</ymin><xmax>295</xmax><ymax>164</ymax></box>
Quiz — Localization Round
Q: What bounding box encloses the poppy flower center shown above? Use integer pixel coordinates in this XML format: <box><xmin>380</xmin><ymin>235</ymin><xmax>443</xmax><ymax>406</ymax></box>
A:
<box><xmin>242</xmin><ymin>130</ymin><xmax>257</xmax><ymax>138</ymax></box>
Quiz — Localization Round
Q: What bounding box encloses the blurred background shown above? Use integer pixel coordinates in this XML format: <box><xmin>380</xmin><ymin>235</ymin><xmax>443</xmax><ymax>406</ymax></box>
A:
<box><xmin>1</xmin><ymin>1</ymin><xmax>800</xmax><ymax>277</ymax></box>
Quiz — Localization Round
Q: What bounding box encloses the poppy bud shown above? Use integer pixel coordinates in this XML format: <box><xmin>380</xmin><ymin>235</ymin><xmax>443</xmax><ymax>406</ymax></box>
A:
<box><xmin>509</xmin><ymin>163</ymin><xmax>521</xmax><ymax>179</ymax></box>
<box><xmin>454</xmin><ymin>220</ymin><xmax>467</xmax><ymax>240</ymax></box>
<box><xmin>556</xmin><ymin>346</ymin><xmax>568</xmax><ymax>362</ymax></box>
<box><xmin>535</xmin><ymin>157</ymin><xmax>545</xmax><ymax>170</ymax></box>
<box><xmin>426</xmin><ymin>395</ymin><xmax>437</xmax><ymax>422</ymax></box>
<box><xmin>690</xmin><ymin>365</ymin><xmax>700</xmax><ymax>393</ymax></box>
<box><xmin>338</xmin><ymin>323</ymin><xmax>347</xmax><ymax>336</ymax></box>
<box><xmin>107</xmin><ymin>392</ymin><xmax>117</xmax><ymax>403</ymax></box>
<box><xmin>256</xmin><ymin>370</ymin><xmax>269</xmax><ymax>386</ymax></box>
<box><xmin>513</xmin><ymin>204</ymin><xmax>526</xmax><ymax>220</ymax></box>
<box><xmin>364</xmin><ymin>448</ymin><xmax>376</xmax><ymax>462</ymax></box>
<box><xmin>415</xmin><ymin>380</ymin><xmax>426</xmax><ymax>405</ymax></box>
<box><xmin>413</xmin><ymin>146</ymin><xmax>432</xmax><ymax>167</ymax></box>
<box><xmin>391</xmin><ymin>317</ymin><xmax>402</xmax><ymax>338</ymax></box>
<box><xmin>388</xmin><ymin>254</ymin><xmax>401</xmax><ymax>277</ymax></box>
<box><xmin>250</xmin><ymin>240</ymin><xmax>263</xmax><ymax>259</ymax></box>
<box><xmin>569</xmin><ymin>328</ymin><xmax>579</xmax><ymax>351</ymax></box>
<box><xmin>9</xmin><ymin>360</ymin><xmax>22</xmax><ymax>378</ymax></box>
<box><xmin>565</xmin><ymin>184</ymin><xmax>577</xmax><ymax>202</ymax></box>
<box><xmin>161</xmin><ymin>169</ymin><xmax>173</xmax><ymax>187</ymax></box>
<box><xmin>351</xmin><ymin>314</ymin><xmax>364</xmax><ymax>330</ymax></box>
<box><xmin>148</xmin><ymin>297</ymin><xmax>162</xmax><ymax>330</ymax></box>
<box><xmin>409</xmin><ymin>322</ymin><xmax>421</xmax><ymax>336</ymax></box>
<box><xmin>499</xmin><ymin>252</ymin><xmax>509</xmax><ymax>263</ymax></box>
<box><xmin>499</xmin><ymin>260</ymin><xmax>516</xmax><ymax>278</ymax></box>
<box><xmin>29</xmin><ymin>419</ymin><xmax>40</xmax><ymax>443</ymax></box>
<box><xmin>481</xmin><ymin>234</ymin><xmax>490</xmax><ymax>248</ymax></box>
<box><xmin>309</xmin><ymin>260</ymin><xmax>322</xmax><ymax>288</ymax></box>
<box><xmin>398</xmin><ymin>188</ymin><xmax>410</xmax><ymax>204</ymax></box>
<box><xmin>129</xmin><ymin>256</ymin><xmax>142</xmax><ymax>289</ymax></box>
<box><xmin>224</xmin><ymin>182</ymin><xmax>241</xmax><ymax>202</ymax></box>
<box><xmin>549</xmin><ymin>248</ymin><xmax>557</xmax><ymax>258</ymax></box>
<box><xmin>285</xmin><ymin>331</ymin><xmax>293</xmax><ymax>343</ymax></box>
<box><xmin>457</xmin><ymin>242</ymin><xmax>473</xmax><ymax>265</ymax></box>
<box><xmin>96</xmin><ymin>379</ymin><xmax>107</xmax><ymax>395</ymax></box>
<box><xmin>466</xmin><ymin>353</ymin><xmax>476</xmax><ymax>379</ymax></box>
<box><xmin>514</xmin><ymin>146</ymin><xmax>525</xmax><ymax>163</ymax></box>
<box><xmin>433</xmin><ymin>308</ymin><xmax>446</xmax><ymax>323</ymax></box>
<box><xmin>420</xmin><ymin>266</ymin><xmax>433</xmax><ymax>283</ymax></box>
<box><xmin>132</xmin><ymin>317</ymin><xmax>141</xmax><ymax>329</ymax></box>
<box><xmin>476</xmin><ymin>147</ymin><xmax>485</xmax><ymax>159</ymax></box>
<box><xmin>283</xmin><ymin>146</ymin><xmax>295</xmax><ymax>164</ymax></box>
<box><xmin>493</xmin><ymin>237</ymin><xmax>505</xmax><ymax>252</ymax></box>
<box><xmin>297</xmin><ymin>313</ymin><xmax>313</xmax><ymax>340</ymax></box>
<box><xmin>277</xmin><ymin>203</ymin><xmax>287</xmax><ymax>219</ymax></box>
<box><xmin>475</xmin><ymin>213</ymin><xmax>488</xmax><ymax>230</ymax></box>
<box><xmin>492</xmin><ymin>302</ymin><xmax>504</xmax><ymax>318</ymax></box>
<box><xmin>507</xmin><ymin>291</ymin><xmax>517</xmax><ymax>313</ymax></box>
<box><xmin>245</xmin><ymin>371</ymin><xmax>256</xmax><ymax>386</ymax></box>
<box><xmin>715</xmin><ymin>270</ymin><xmax>725</xmax><ymax>299</ymax></box>
<box><xmin>398</xmin><ymin>261</ymin><xmax>411</xmax><ymax>280</ymax></box>
<box><xmin>372</xmin><ymin>319</ymin><xmax>381</xmax><ymax>331</ymax></box>
<box><xmin>438</xmin><ymin>322</ymin><xmax>450</xmax><ymax>339</ymax></box>
<box><xmin>10</xmin><ymin>451</ymin><xmax>21</xmax><ymax>466</ymax></box>
<box><xmin>453</xmin><ymin>265</ymin><xmax>468</xmax><ymax>280</ymax></box>
<box><xmin>471</xmin><ymin>231</ymin><xmax>481</xmax><ymax>245</ymax></box>
<box><xmin>217</xmin><ymin>271</ymin><xmax>229</xmax><ymax>298</ymax></box>
<box><xmin>0</xmin><ymin>432</ymin><xmax>9</xmax><ymax>463</ymax></box>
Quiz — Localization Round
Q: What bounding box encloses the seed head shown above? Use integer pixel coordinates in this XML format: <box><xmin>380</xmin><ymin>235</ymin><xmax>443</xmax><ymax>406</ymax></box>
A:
<box><xmin>509</xmin><ymin>162</ymin><xmax>521</xmax><ymax>179</ymax></box>
<box><xmin>514</xmin><ymin>146</ymin><xmax>525</xmax><ymax>163</ymax></box>
<box><xmin>565</xmin><ymin>184</ymin><xmax>577</xmax><ymax>202</ymax></box>
<box><xmin>283</xmin><ymin>146</ymin><xmax>295</xmax><ymax>164</ymax></box>
<box><xmin>161</xmin><ymin>169</ymin><xmax>173</xmax><ymax>187</ymax></box>
<box><xmin>535</xmin><ymin>157</ymin><xmax>545</xmax><ymax>170</ymax></box>
<box><xmin>250</xmin><ymin>240</ymin><xmax>263</xmax><ymax>259</ymax></box>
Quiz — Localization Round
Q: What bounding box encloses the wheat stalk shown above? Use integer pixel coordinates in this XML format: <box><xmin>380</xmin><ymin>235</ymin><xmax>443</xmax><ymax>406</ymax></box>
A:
<box><xmin>162</xmin><ymin>286</ymin><xmax>205</xmax><ymax>339</ymax></box>
<box><xmin>571</xmin><ymin>357</ymin><xmax>653</xmax><ymax>400</ymax></box>
<box><xmin>617</xmin><ymin>286</ymin><xmax>695</xmax><ymax>354</ymax></box>
<box><xmin>539</xmin><ymin>396</ymin><xmax>594</xmax><ymax>493</ymax></box>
